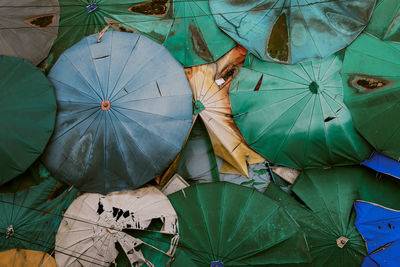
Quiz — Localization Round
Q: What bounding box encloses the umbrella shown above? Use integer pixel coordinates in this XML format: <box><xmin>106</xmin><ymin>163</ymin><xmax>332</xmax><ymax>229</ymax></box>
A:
<box><xmin>0</xmin><ymin>0</ymin><xmax>59</xmax><ymax>65</ymax></box>
<box><xmin>365</xmin><ymin>0</ymin><xmax>400</xmax><ymax>41</ymax></box>
<box><xmin>355</xmin><ymin>200</ymin><xmax>400</xmax><ymax>267</ymax></box>
<box><xmin>229</xmin><ymin>53</ymin><xmax>372</xmax><ymax>170</ymax></box>
<box><xmin>342</xmin><ymin>33</ymin><xmax>400</xmax><ymax>160</ymax></box>
<box><xmin>107</xmin><ymin>0</ymin><xmax>236</xmax><ymax>67</ymax></box>
<box><xmin>55</xmin><ymin>186</ymin><xmax>179</xmax><ymax>267</ymax></box>
<box><xmin>41</xmin><ymin>31</ymin><xmax>193</xmax><ymax>194</ymax></box>
<box><xmin>362</xmin><ymin>152</ymin><xmax>400</xmax><ymax>179</ymax></box>
<box><xmin>0</xmin><ymin>169</ymin><xmax>77</xmax><ymax>253</ymax></box>
<box><xmin>0</xmin><ymin>249</ymin><xmax>56</xmax><ymax>267</ymax></box>
<box><xmin>0</xmin><ymin>56</ymin><xmax>56</xmax><ymax>185</ymax></box>
<box><xmin>168</xmin><ymin>182</ymin><xmax>311</xmax><ymax>266</ymax></box>
<box><xmin>177</xmin><ymin>120</ymin><xmax>270</xmax><ymax>192</ymax></box>
<box><xmin>209</xmin><ymin>0</ymin><xmax>375</xmax><ymax>64</ymax></box>
<box><xmin>186</xmin><ymin>45</ymin><xmax>264</xmax><ymax>176</ymax></box>
<box><xmin>265</xmin><ymin>166</ymin><xmax>400</xmax><ymax>266</ymax></box>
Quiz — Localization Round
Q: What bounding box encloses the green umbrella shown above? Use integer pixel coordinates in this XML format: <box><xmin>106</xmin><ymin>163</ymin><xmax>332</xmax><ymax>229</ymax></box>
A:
<box><xmin>107</xmin><ymin>0</ymin><xmax>236</xmax><ymax>66</ymax></box>
<box><xmin>229</xmin><ymin>53</ymin><xmax>372</xmax><ymax>170</ymax></box>
<box><xmin>168</xmin><ymin>183</ymin><xmax>311</xmax><ymax>266</ymax></box>
<box><xmin>0</xmin><ymin>166</ymin><xmax>77</xmax><ymax>253</ymax></box>
<box><xmin>365</xmin><ymin>0</ymin><xmax>400</xmax><ymax>41</ymax></box>
<box><xmin>265</xmin><ymin>166</ymin><xmax>400</xmax><ymax>266</ymax></box>
<box><xmin>342</xmin><ymin>33</ymin><xmax>400</xmax><ymax>160</ymax></box>
<box><xmin>0</xmin><ymin>56</ymin><xmax>56</xmax><ymax>185</ymax></box>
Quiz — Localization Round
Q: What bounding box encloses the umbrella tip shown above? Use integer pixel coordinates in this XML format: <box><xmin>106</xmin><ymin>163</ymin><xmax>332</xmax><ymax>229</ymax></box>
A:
<box><xmin>101</xmin><ymin>100</ymin><xmax>111</xmax><ymax>110</ymax></box>
<box><xmin>309</xmin><ymin>81</ymin><xmax>319</xmax><ymax>94</ymax></box>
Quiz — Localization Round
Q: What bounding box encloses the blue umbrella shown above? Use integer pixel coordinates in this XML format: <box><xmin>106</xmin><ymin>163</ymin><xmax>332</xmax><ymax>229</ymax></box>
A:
<box><xmin>355</xmin><ymin>200</ymin><xmax>400</xmax><ymax>267</ymax></box>
<box><xmin>42</xmin><ymin>31</ymin><xmax>193</xmax><ymax>194</ymax></box>
<box><xmin>209</xmin><ymin>0</ymin><xmax>375</xmax><ymax>64</ymax></box>
<box><xmin>362</xmin><ymin>152</ymin><xmax>400</xmax><ymax>179</ymax></box>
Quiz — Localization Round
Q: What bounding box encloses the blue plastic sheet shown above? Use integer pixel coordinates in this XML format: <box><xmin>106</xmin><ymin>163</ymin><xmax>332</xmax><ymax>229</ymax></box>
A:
<box><xmin>362</xmin><ymin>152</ymin><xmax>400</xmax><ymax>179</ymax></box>
<box><xmin>355</xmin><ymin>200</ymin><xmax>400</xmax><ymax>267</ymax></box>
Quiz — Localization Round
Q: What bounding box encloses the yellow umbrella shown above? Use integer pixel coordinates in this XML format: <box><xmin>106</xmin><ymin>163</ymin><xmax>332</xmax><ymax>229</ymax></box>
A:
<box><xmin>0</xmin><ymin>249</ymin><xmax>56</xmax><ymax>267</ymax></box>
<box><xmin>186</xmin><ymin>46</ymin><xmax>264</xmax><ymax>177</ymax></box>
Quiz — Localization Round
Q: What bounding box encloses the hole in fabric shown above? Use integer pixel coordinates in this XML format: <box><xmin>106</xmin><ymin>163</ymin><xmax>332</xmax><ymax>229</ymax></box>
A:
<box><xmin>348</xmin><ymin>75</ymin><xmax>392</xmax><ymax>93</ymax></box>
<box><xmin>216</xmin><ymin>64</ymin><xmax>237</xmax><ymax>87</ymax></box>
<box><xmin>324</xmin><ymin>117</ymin><xmax>335</xmax><ymax>122</ymax></box>
<box><xmin>97</xmin><ymin>201</ymin><xmax>105</xmax><ymax>215</ymax></box>
<box><xmin>254</xmin><ymin>75</ymin><xmax>263</xmax><ymax>91</ymax></box>
<box><xmin>25</xmin><ymin>14</ymin><xmax>55</xmax><ymax>28</ymax></box>
<box><xmin>129</xmin><ymin>0</ymin><xmax>169</xmax><ymax>16</ymax></box>
<box><xmin>267</xmin><ymin>12</ymin><xmax>289</xmax><ymax>62</ymax></box>
<box><xmin>389</xmin><ymin>223</ymin><xmax>392</xmax><ymax>229</ymax></box>
<box><xmin>378</xmin><ymin>225</ymin><xmax>381</xmax><ymax>229</ymax></box>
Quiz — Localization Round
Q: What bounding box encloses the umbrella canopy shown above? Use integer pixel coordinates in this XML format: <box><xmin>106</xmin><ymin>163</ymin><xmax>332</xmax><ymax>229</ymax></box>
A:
<box><xmin>209</xmin><ymin>0</ymin><xmax>375</xmax><ymax>64</ymax></box>
<box><xmin>265</xmin><ymin>166</ymin><xmax>400</xmax><ymax>266</ymax></box>
<box><xmin>107</xmin><ymin>0</ymin><xmax>236</xmax><ymax>67</ymax></box>
<box><xmin>342</xmin><ymin>33</ymin><xmax>400</xmax><ymax>160</ymax></box>
<box><xmin>0</xmin><ymin>170</ymin><xmax>77</xmax><ymax>253</ymax></box>
<box><xmin>355</xmin><ymin>201</ymin><xmax>400</xmax><ymax>267</ymax></box>
<box><xmin>365</xmin><ymin>0</ymin><xmax>400</xmax><ymax>41</ymax></box>
<box><xmin>362</xmin><ymin>152</ymin><xmax>400</xmax><ymax>179</ymax></box>
<box><xmin>42</xmin><ymin>31</ymin><xmax>193</xmax><ymax>194</ymax></box>
<box><xmin>168</xmin><ymin>183</ymin><xmax>311</xmax><ymax>266</ymax></box>
<box><xmin>0</xmin><ymin>0</ymin><xmax>59</xmax><ymax>65</ymax></box>
<box><xmin>186</xmin><ymin>46</ymin><xmax>264</xmax><ymax>176</ymax></box>
<box><xmin>177</xmin><ymin>120</ymin><xmax>270</xmax><ymax>192</ymax></box>
<box><xmin>0</xmin><ymin>56</ymin><xmax>56</xmax><ymax>185</ymax></box>
<box><xmin>0</xmin><ymin>249</ymin><xmax>56</xmax><ymax>267</ymax></box>
<box><xmin>229</xmin><ymin>53</ymin><xmax>372</xmax><ymax>170</ymax></box>
<box><xmin>55</xmin><ymin>186</ymin><xmax>179</xmax><ymax>267</ymax></box>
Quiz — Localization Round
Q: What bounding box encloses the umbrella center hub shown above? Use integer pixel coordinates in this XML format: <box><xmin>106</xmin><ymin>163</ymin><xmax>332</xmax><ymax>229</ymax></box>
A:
<box><xmin>336</xmin><ymin>236</ymin><xmax>349</xmax><ymax>248</ymax></box>
<box><xmin>211</xmin><ymin>261</ymin><xmax>224</xmax><ymax>267</ymax></box>
<box><xmin>5</xmin><ymin>225</ymin><xmax>14</xmax><ymax>239</ymax></box>
<box><xmin>309</xmin><ymin>81</ymin><xmax>319</xmax><ymax>94</ymax></box>
<box><xmin>101</xmin><ymin>100</ymin><xmax>111</xmax><ymax>111</ymax></box>
<box><xmin>193</xmin><ymin>100</ymin><xmax>205</xmax><ymax>115</ymax></box>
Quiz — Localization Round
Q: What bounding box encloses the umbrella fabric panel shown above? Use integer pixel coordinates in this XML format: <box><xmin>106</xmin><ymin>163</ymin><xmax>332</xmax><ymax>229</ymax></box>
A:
<box><xmin>362</xmin><ymin>152</ymin><xmax>400</xmax><ymax>179</ymax></box>
<box><xmin>355</xmin><ymin>201</ymin><xmax>400</xmax><ymax>267</ymax></box>
<box><xmin>365</xmin><ymin>0</ymin><xmax>400</xmax><ymax>41</ymax></box>
<box><xmin>0</xmin><ymin>249</ymin><xmax>57</xmax><ymax>267</ymax></box>
<box><xmin>42</xmin><ymin>31</ymin><xmax>193</xmax><ymax>194</ymax></box>
<box><xmin>209</xmin><ymin>0</ymin><xmax>375</xmax><ymax>64</ymax></box>
<box><xmin>342</xmin><ymin>34</ymin><xmax>400</xmax><ymax>160</ymax></box>
<box><xmin>168</xmin><ymin>183</ymin><xmax>311</xmax><ymax>266</ymax></box>
<box><xmin>55</xmin><ymin>186</ymin><xmax>179</xmax><ymax>267</ymax></box>
<box><xmin>230</xmin><ymin>54</ymin><xmax>372</xmax><ymax>170</ymax></box>
<box><xmin>0</xmin><ymin>176</ymin><xmax>77</xmax><ymax>253</ymax></box>
<box><xmin>109</xmin><ymin>0</ymin><xmax>236</xmax><ymax>67</ymax></box>
<box><xmin>0</xmin><ymin>0</ymin><xmax>59</xmax><ymax>65</ymax></box>
<box><xmin>0</xmin><ymin>56</ymin><xmax>56</xmax><ymax>185</ymax></box>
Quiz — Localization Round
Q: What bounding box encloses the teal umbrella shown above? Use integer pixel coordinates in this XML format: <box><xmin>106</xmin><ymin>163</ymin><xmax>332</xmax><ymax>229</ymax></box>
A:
<box><xmin>168</xmin><ymin>183</ymin><xmax>311</xmax><ymax>266</ymax></box>
<box><xmin>229</xmin><ymin>53</ymin><xmax>372</xmax><ymax>170</ymax></box>
<box><xmin>0</xmin><ymin>165</ymin><xmax>77</xmax><ymax>253</ymax></box>
<box><xmin>0</xmin><ymin>56</ymin><xmax>56</xmax><ymax>185</ymax></box>
<box><xmin>365</xmin><ymin>0</ymin><xmax>400</xmax><ymax>41</ymax></box>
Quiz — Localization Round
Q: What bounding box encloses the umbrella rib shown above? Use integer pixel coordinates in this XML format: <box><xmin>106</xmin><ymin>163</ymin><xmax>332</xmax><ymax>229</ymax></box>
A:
<box><xmin>86</xmin><ymin>37</ymin><xmax>106</xmax><ymax>100</ymax></box>
<box><xmin>48</xmin><ymin>77</ymin><xmax>97</xmax><ymax>102</ymax></box>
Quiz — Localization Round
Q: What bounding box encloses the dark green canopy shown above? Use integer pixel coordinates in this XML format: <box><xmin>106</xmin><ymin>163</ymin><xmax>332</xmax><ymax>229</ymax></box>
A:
<box><xmin>0</xmin><ymin>56</ymin><xmax>56</xmax><ymax>185</ymax></box>
<box><xmin>168</xmin><ymin>183</ymin><xmax>311</xmax><ymax>266</ymax></box>
<box><xmin>229</xmin><ymin>53</ymin><xmax>372</xmax><ymax>170</ymax></box>
<box><xmin>265</xmin><ymin>166</ymin><xmax>400</xmax><ymax>266</ymax></box>
<box><xmin>365</xmin><ymin>0</ymin><xmax>400</xmax><ymax>41</ymax></box>
<box><xmin>0</xmin><ymin>164</ymin><xmax>77</xmax><ymax>253</ymax></box>
<box><xmin>342</xmin><ymin>34</ymin><xmax>400</xmax><ymax>160</ymax></box>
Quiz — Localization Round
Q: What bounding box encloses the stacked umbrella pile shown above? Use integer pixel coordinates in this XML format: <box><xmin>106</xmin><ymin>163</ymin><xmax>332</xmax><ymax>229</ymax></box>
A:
<box><xmin>1</xmin><ymin>0</ymin><xmax>400</xmax><ymax>266</ymax></box>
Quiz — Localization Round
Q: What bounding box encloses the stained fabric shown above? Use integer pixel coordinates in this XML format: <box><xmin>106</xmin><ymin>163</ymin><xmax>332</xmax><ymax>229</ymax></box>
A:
<box><xmin>0</xmin><ymin>56</ymin><xmax>56</xmax><ymax>185</ymax></box>
<box><xmin>186</xmin><ymin>46</ymin><xmax>263</xmax><ymax>176</ymax></box>
<box><xmin>265</xmin><ymin>166</ymin><xmax>400</xmax><ymax>266</ymax></box>
<box><xmin>209</xmin><ymin>0</ymin><xmax>375</xmax><ymax>64</ymax></box>
<box><xmin>177</xmin><ymin>120</ymin><xmax>270</xmax><ymax>192</ymax></box>
<box><xmin>41</xmin><ymin>31</ymin><xmax>193</xmax><ymax>194</ymax></box>
<box><xmin>0</xmin><ymin>0</ymin><xmax>59</xmax><ymax>65</ymax></box>
<box><xmin>366</xmin><ymin>0</ymin><xmax>400</xmax><ymax>41</ymax></box>
<box><xmin>229</xmin><ymin>53</ymin><xmax>372</xmax><ymax>170</ymax></box>
<box><xmin>0</xmin><ymin>169</ymin><xmax>77</xmax><ymax>253</ymax></box>
<box><xmin>355</xmin><ymin>201</ymin><xmax>400</xmax><ymax>267</ymax></box>
<box><xmin>108</xmin><ymin>0</ymin><xmax>236</xmax><ymax>66</ymax></box>
<box><xmin>362</xmin><ymin>152</ymin><xmax>400</xmax><ymax>179</ymax></box>
<box><xmin>0</xmin><ymin>249</ymin><xmax>56</xmax><ymax>267</ymax></box>
<box><xmin>342</xmin><ymin>33</ymin><xmax>400</xmax><ymax>160</ymax></box>
<box><xmin>55</xmin><ymin>186</ymin><xmax>179</xmax><ymax>267</ymax></box>
<box><xmin>168</xmin><ymin>183</ymin><xmax>311</xmax><ymax>266</ymax></box>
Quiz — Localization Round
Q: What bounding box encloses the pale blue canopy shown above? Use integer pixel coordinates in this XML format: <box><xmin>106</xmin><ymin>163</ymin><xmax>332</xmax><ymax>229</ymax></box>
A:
<box><xmin>209</xmin><ymin>0</ymin><xmax>375</xmax><ymax>64</ymax></box>
<box><xmin>42</xmin><ymin>31</ymin><xmax>193</xmax><ymax>194</ymax></box>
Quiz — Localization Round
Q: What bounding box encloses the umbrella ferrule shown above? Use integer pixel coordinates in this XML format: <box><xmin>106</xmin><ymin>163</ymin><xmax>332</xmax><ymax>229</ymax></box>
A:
<box><xmin>87</xmin><ymin>4</ymin><xmax>98</xmax><ymax>13</ymax></box>
<box><xmin>309</xmin><ymin>81</ymin><xmax>319</xmax><ymax>94</ymax></box>
<box><xmin>5</xmin><ymin>225</ymin><xmax>14</xmax><ymax>239</ymax></box>
<box><xmin>336</xmin><ymin>236</ymin><xmax>349</xmax><ymax>248</ymax></box>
